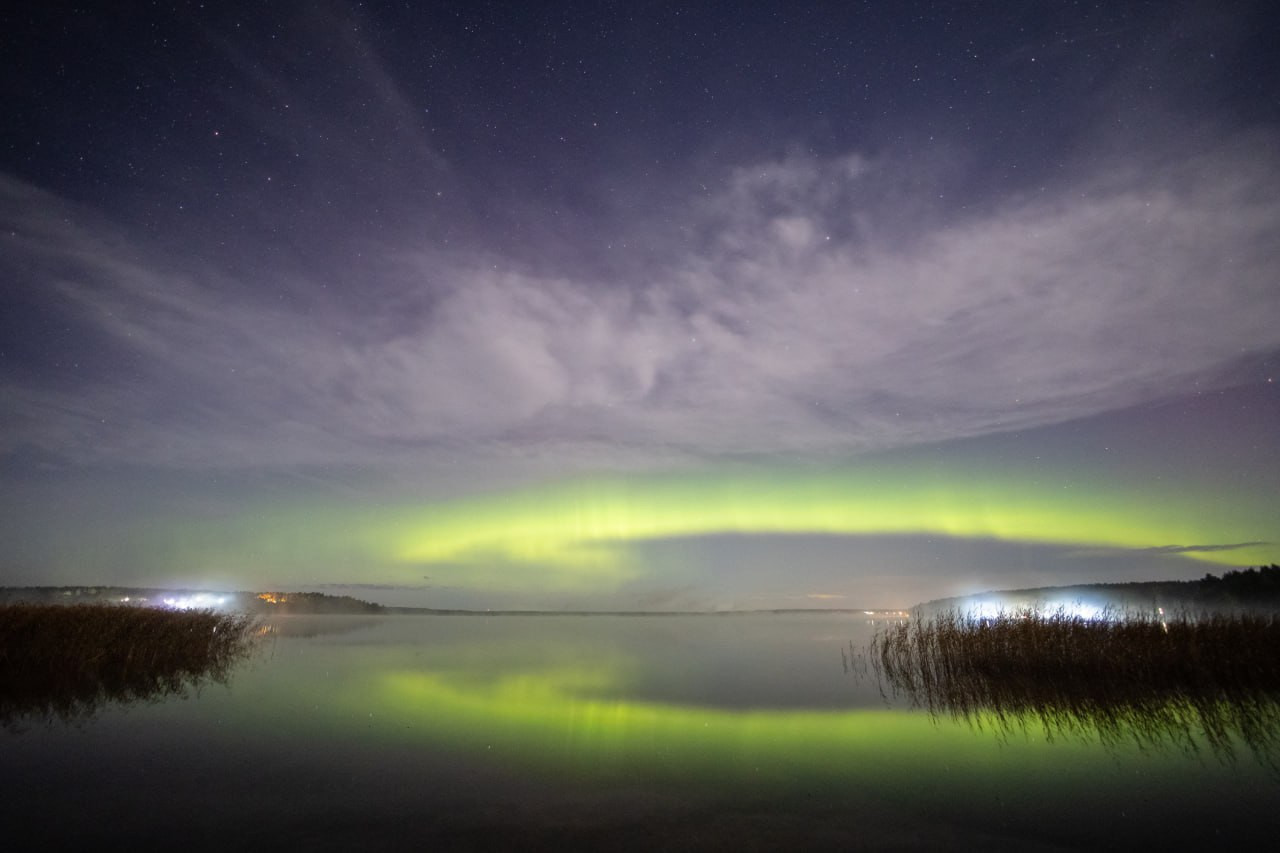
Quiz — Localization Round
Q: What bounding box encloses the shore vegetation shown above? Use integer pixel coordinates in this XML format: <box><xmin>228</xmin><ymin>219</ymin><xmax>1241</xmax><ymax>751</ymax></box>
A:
<box><xmin>0</xmin><ymin>603</ymin><xmax>258</xmax><ymax>726</ymax></box>
<box><xmin>870</xmin><ymin>608</ymin><xmax>1280</xmax><ymax>767</ymax></box>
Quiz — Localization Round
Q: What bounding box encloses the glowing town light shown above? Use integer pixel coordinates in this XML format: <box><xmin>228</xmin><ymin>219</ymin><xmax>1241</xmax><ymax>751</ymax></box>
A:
<box><xmin>160</xmin><ymin>593</ymin><xmax>228</xmax><ymax>610</ymax></box>
<box><xmin>965</xmin><ymin>601</ymin><xmax>1014</xmax><ymax>621</ymax></box>
<box><xmin>1049</xmin><ymin>601</ymin><xmax>1104</xmax><ymax>621</ymax></box>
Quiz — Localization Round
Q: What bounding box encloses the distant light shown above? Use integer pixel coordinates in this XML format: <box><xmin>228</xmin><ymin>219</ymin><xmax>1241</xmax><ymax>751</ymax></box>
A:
<box><xmin>161</xmin><ymin>593</ymin><xmax>228</xmax><ymax>610</ymax></box>
<box><xmin>1043</xmin><ymin>601</ymin><xmax>1104</xmax><ymax>621</ymax></box>
<box><xmin>967</xmin><ymin>602</ymin><xmax>1010</xmax><ymax>621</ymax></box>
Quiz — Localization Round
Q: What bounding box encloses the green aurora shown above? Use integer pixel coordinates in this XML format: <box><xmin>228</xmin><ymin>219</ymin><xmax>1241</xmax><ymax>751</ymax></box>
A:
<box><xmin>386</xmin><ymin>463</ymin><xmax>1275</xmax><ymax>582</ymax></box>
<box><xmin>155</xmin><ymin>457</ymin><xmax>1277</xmax><ymax>595</ymax></box>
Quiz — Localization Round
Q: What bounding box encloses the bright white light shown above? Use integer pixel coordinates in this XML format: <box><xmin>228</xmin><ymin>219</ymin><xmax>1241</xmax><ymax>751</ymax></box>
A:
<box><xmin>160</xmin><ymin>593</ymin><xmax>228</xmax><ymax>611</ymax></box>
<box><xmin>1034</xmin><ymin>601</ymin><xmax>1116</xmax><ymax>622</ymax></box>
<box><xmin>1043</xmin><ymin>601</ymin><xmax>1105</xmax><ymax>621</ymax></box>
<box><xmin>960</xmin><ymin>599</ymin><xmax>1131</xmax><ymax>624</ymax></box>
<box><xmin>966</xmin><ymin>601</ymin><xmax>1012</xmax><ymax>621</ymax></box>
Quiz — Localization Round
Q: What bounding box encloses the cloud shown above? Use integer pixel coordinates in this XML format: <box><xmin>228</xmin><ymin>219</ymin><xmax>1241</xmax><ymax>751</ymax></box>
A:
<box><xmin>3</xmin><ymin>129</ymin><xmax>1279</xmax><ymax>478</ymax></box>
<box><xmin>628</xmin><ymin>584</ymin><xmax>705</xmax><ymax>610</ymax></box>
<box><xmin>1142</xmin><ymin>542</ymin><xmax>1272</xmax><ymax>555</ymax></box>
<box><xmin>1068</xmin><ymin>542</ymin><xmax>1271</xmax><ymax>558</ymax></box>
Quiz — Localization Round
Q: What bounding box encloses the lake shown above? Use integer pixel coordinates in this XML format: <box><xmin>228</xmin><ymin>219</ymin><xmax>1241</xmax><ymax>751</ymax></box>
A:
<box><xmin>3</xmin><ymin>613</ymin><xmax>1277</xmax><ymax>850</ymax></box>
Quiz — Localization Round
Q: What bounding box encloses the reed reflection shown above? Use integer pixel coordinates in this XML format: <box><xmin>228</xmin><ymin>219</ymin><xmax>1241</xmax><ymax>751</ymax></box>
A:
<box><xmin>864</xmin><ymin>610</ymin><xmax>1280</xmax><ymax>768</ymax></box>
<box><xmin>0</xmin><ymin>604</ymin><xmax>259</xmax><ymax>727</ymax></box>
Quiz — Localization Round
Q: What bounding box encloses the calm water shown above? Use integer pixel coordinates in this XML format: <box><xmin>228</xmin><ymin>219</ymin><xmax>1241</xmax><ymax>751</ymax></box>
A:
<box><xmin>3</xmin><ymin>613</ymin><xmax>1277</xmax><ymax>850</ymax></box>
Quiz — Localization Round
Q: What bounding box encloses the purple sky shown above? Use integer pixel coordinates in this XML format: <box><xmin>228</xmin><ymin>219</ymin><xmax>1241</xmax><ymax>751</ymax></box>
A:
<box><xmin>2</xmin><ymin>1</ymin><xmax>1277</xmax><ymax>608</ymax></box>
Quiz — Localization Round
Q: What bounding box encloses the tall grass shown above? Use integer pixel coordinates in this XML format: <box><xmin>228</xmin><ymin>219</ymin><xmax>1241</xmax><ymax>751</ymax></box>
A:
<box><xmin>870</xmin><ymin>609</ymin><xmax>1280</xmax><ymax>766</ymax></box>
<box><xmin>0</xmin><ymin>603</ymin><xmax>258</xmax><ymax>726</ymax></box>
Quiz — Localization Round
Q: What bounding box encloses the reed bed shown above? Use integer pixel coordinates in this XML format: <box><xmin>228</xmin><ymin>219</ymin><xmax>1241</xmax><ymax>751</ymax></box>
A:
<box><xmin>0</xmin><ymin>603</ymin><xmax>258</xmax><ymax>725</ymax></box>
<box><xmin>870</xmin><ymin>609</ymin><xmax>1280</xmax><ymax>765</ymax></box>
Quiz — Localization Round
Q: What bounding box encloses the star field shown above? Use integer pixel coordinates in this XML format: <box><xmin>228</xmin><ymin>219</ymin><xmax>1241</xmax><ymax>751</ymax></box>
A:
<box><xmin>1</xmin><ymin>1</ymin><xmax>1278</xmax><ymax>607</ymax></box>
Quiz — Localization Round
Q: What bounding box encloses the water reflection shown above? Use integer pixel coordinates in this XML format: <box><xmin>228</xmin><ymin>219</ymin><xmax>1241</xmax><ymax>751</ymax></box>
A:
<box><xmin>0</xmin><ymin>604</ymin><xmax>259</xmax><ymax>727</ymax></box>
<box><xmin>861</xmin><ymin>611</ymin><xmax>1280</xmax><ymax>768</ymax></box>
<box><xmin>255</xmin><ymin>615</ymin><xmax>384</xmax><ymax>638</ymax></box>
<box><xmin>5</xmin><ymin>613</ymin><xmax>1278</xmax><ymax>849</ymax></box>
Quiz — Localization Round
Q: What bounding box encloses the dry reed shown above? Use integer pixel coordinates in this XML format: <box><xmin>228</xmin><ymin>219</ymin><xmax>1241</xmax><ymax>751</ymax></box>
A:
<box><xmin>869</xmin><ymin>609</ymin><xmax>1280</xmax><ymax>766</ymax></box>
<box><xmin>0</xmin><ymin>603</ymin><xmax>258</xmax><ymax>725</ymax></box>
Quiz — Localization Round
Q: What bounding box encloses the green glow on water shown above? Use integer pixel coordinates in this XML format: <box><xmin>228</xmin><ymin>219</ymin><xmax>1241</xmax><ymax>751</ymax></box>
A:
<box><xmin>373</xmin><ymin>664</ymin><xmax>975</xmax><ymax>774</ymax></box>
<box><xmin>350</xmin><ymin>659</ymin><xmax>1204</xmax><ymax>807</ymax></box>
<box><xmin>202</xmin><ymin>617</ymin><xmax>1275</xmax><ymax>836</ymax></box>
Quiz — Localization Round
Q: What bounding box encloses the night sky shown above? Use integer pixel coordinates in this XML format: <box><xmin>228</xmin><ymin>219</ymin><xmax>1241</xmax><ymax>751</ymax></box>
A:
<box><xmin>3</xmin><ymin>1</ymin><xmax>1278</xmax><ymax>609</ymax></box>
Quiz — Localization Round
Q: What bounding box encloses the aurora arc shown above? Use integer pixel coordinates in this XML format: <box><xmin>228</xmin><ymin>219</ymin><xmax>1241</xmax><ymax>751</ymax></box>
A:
<box><xmin>358</xmin><ymin>462</ymin><xmax>1278</xmax><ymax>589</ymax></box>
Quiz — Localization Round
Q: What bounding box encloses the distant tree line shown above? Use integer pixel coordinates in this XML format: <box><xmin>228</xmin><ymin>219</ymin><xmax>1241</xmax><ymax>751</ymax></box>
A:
<box><xmin>1198</xmin><ymin>564</ymin><xmax>1280</xmax><ymax>603</ymax></box>
<box><xmin>1074</xmin><ymin>564</ymin><xmax>1280</xmax><ymax>610</ymax></box>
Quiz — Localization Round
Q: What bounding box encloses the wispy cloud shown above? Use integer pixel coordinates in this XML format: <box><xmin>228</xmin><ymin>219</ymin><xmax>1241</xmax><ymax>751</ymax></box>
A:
<box><xmin>1068</xmin><ymin>542</ymin><xmax>1271</xmax><ymax>558</ymax></box>
<box><xmin>1143</xmin><ymin>542</ymin><xmax>1272</xmax><ymax>555</ymax></box>
<box><xmin>3</xmin><ymin>130</ymin><xmax>1279</xmax><ymax>479</ymax></box>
